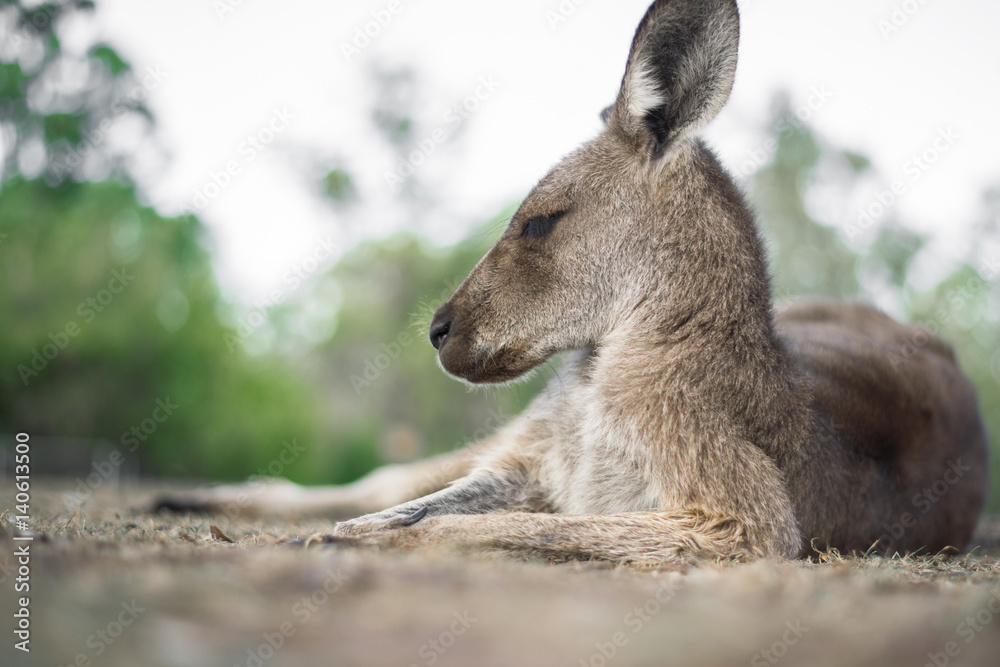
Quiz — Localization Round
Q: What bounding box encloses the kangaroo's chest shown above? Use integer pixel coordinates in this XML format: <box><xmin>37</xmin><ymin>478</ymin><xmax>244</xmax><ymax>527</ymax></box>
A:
<box><xmin>537</xmin><ymin>379</ymin><xmax>667</xmax><ymax>515</ymax></box>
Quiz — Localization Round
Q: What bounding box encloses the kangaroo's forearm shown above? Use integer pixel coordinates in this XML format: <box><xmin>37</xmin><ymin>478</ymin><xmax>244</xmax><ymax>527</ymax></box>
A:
<box><xmin>333</xmin><ymin>468</ymin><xmax>549</xmax><ymax>537</ymax></box>
<box><xmin>398</xmin><ymin>472</ymin><xmax>547</xmax><ymax>517</ymax></box>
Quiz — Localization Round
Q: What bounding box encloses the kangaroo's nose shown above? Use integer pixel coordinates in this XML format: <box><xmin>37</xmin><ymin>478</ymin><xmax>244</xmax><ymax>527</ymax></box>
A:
<box><xmin>429</xmin><ymin>316</ymin><xmax>453</xmax><ymax>350</ymax></box>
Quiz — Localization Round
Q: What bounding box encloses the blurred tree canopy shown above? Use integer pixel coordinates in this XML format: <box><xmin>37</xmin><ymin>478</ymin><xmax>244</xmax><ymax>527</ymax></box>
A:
<box><xmin>1</xmin><ymin>179</ymin><xmax>333</xmax><ymax>480</ymax></box>
<box><xmin>0</xmin><ymin>0</ymin><xmax>158</xmax><ymax>183</ymax></box>
<box><xmin>0</xmin><ymin>2</ymin><xmax>996</xmax><ymax>510</ymax></box>
<box><xmin>0</xmin><ymin>0</ymin><xmax>331</xmax><ymax>483</ymax></box>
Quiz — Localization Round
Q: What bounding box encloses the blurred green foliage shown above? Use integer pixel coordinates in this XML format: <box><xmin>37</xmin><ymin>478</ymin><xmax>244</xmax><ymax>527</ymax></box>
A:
<box><xmin>0</xmin><ymin>0</ymin><xmax>154</xmax><ymax>184</ymax></box>
<box><xmin>0</xmin><ymin>2</ymin><xmax>996</xmax><ymax>511</ymax></box>
<box><xmin>0</xmin><ymin>178</ymin><xmax>329</xmax><ymax>481</ymax></box>
<box><xmin>0</xmin><ymin>0</ymin><xmax>332</xmax><ymax>483</ymax></box>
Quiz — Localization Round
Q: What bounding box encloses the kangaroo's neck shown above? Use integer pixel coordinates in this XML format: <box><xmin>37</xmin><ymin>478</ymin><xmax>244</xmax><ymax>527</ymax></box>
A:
<box><xmin>622</xmin><ymin>141</ymin><xmax>779</xmax><ymax>354</ymax></box>
<box><xmin>598</xmin><ymin>141</ymin><xmax>808</xmax><ymax>455</ymax></box>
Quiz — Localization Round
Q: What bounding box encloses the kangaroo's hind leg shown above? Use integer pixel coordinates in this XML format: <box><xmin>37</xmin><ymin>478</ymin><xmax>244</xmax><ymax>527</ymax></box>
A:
<box><xmin>323</xmin><ymin>509</ymin><xmax>794</xmax><ymax>566</ymax></box>
<box><xmin>151</xmin><ymin>442</ymin><xmax>488</xmax><ymax>520</ymax></box>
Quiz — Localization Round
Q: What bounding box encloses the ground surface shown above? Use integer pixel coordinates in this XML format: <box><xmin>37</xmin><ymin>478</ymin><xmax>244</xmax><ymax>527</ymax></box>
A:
<box><xmin>2</xmin><ymin>481</ymin><xmax>1000</xmax><ymax>667</ymax></box>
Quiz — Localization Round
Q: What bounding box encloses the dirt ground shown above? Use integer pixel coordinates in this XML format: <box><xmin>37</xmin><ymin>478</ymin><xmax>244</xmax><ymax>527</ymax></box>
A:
<box><xmin>2</xmin><ymin>480</ymin><xmax>1000</xmax><ymax>667</ymax></box>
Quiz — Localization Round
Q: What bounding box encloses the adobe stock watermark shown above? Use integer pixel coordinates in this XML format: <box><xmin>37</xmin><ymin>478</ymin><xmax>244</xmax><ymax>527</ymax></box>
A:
<box><xmin>877</xmin><ymin>0</ymin><xmax>932</xmax><ymax>40</ymax></box>
<box><xmin>419</xmin><ymin>407</ymin><xmax>510</xmax><ymax>489</ymax></box>
<box><xmin>384</xmin><ymin>77</ymin><xmax>502</xmax><ymax>192</ymax></box>
<box><xmin>408</xmin><ymin>611</ymin><xmax>477</xmax><ymax>667</ymax></box>
<box><xmin>980</xmin><ymin>252</ymin><xmax>999</xmax><ymax>283</ymax></box>
<box><xmin>5</xmin><ymin>0</ymin><xmax>68</xmax><ymax>54</ymax></box>
<box><xmin>224</xmin><ymin>236</ymin><xmax>339</xmax><ymax>352</ymax></box>
<box><xmin>579</xmin><ymin>577</ymin><xmax>679</xmax><ymax>667</ymax></box>
<box><xmin>750</xmin><ymin>621</ymin><xmax>810</xmax><ymax>667</ymax></box>
<box><xmin>988</xmin><ymin>252</ymin><xmax>1000</xmax><ymax>383</ymax></box>
<box><xmin>191</xmin><ymin>107</ymin><xmax>295</xmax><ymax>211</ymax></box>
<box><xmin>17</xmin><ymin>267</ymin><xmax>136</xmax><ymax>386</ymax></box>
<box><xmin>546</xmin><ymin>0</ymin><xmax>591</xmax><ymax>30</ymax></box>
<box><xmin>236</xmin><ymin>567</ymin><xmax>348</xmax><ymax>667</ymax></box>
<box><xmin>844</xmin><ymin>127</ymin><xmax>959</xmax><ymax>242</ymax></box>
<box><xmin>214</xmin><ymin>0</ymin><xmax>248</xmax><ymax>21</ymax></box>
<box><xmin>877</xmin><ymin>459</ymin><xmax>973</xmax><ymax>552</ymax></box>
<box><xmin>349</xmin><ymin>276</ymin><xmax>463</xmax><ymax>393</ymax></box>
<box><xmin>52</xmin><ymin>66</ymin><xmax>170</xmax><ymax>179</ymax></box>
<box><xmin>350</xmin><ymin>332</ymin><xmax>413</xmax><ymax>394</ymax></box>
<box><xmin>734</xmin><ymin>85</ymin><xmax>834</xmax><ymax>180</ymax></box>
<box><xmin>993</xmin><ymin>347</ymin><xmax>1000</xmax><ymax>386</ymax></box>
<box><xmin>750</xmin><ymin>620</ymin><xmax>810</xmax><ymax>667</ymax></box>
<box><xmin>57</xmin><ymin>600</ymin><xmax>145</xmax><ymax>667</ymax></box>
<box><xmin>885</xmin><ymin>256</ymin><xmax>994</xmax><ymax>374</ymax></box>
<box><xmin>340</xmin><ymin>0</ymin><xmax>406</xmax><ymax>62</ymax></box>
<box><xmin>63</xmin><ymin>397</ymin><xmax>180</xmax><ymax>510</ymax></box>
<box><xmin>215</xmin><ymin>440</ymin><xmax>309</xmax><ymax>521</ymax></box>
<box><xmin>922</xmin><ymin>589</ymin><xmax>1000</xmax><ymax>667</ymax></box>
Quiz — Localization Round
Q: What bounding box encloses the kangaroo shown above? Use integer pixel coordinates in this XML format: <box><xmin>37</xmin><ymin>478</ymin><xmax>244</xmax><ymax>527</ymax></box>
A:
<box><xmin>157</xmin><ymin>0</ymin><xmax>989</xmax><ymax>565</ymax></box>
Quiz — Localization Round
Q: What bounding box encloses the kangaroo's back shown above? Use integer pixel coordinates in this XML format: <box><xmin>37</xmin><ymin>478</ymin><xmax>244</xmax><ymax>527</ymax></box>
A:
<box><xmin>776</xmin><ymin>302</ymin><xmax>989</xmax><ymax>553</ymax></box>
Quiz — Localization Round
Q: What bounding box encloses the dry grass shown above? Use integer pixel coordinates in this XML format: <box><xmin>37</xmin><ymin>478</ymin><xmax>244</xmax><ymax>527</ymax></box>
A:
<box><xmin>3</xmin><ymin>480</ymin><xmax>1000</xmax><ymax>667</ymax></box>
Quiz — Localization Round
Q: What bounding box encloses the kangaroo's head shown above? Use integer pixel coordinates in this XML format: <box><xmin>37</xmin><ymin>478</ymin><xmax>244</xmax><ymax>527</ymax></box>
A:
<box><xmin>430</xmin><ymin>0</ymin><xmax>744</xmax><ymax>384</ymax></box>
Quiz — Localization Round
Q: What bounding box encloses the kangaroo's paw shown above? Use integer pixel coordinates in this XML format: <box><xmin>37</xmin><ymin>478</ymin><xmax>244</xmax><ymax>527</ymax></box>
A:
<box><xmin>283</xmin><ymin>514</ymin><xmax>438</xmax><ymax>553</ymax></box>
<box><xmin>333</xmin><ymin>506</ymin><xmax>431</xmax><ymax>537</ymax></box>
<box><xmin>282</xmin><ymin>534</ymin><xmax>365</xmax><ymax>549</ymax></box>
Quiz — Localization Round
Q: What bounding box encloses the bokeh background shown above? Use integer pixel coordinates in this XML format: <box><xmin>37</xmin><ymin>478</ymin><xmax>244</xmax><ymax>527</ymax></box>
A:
<box><xmin>1</xmin><ymin>0</ymin><xmax>998</xmax><ymax>509</ymax></box>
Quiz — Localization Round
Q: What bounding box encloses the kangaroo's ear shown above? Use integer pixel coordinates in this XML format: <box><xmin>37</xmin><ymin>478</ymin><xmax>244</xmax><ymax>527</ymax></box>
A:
<box><xmin>609</xmin><ymin>0</ymin><xmax>739</xmax><ymax>159</ymax></box>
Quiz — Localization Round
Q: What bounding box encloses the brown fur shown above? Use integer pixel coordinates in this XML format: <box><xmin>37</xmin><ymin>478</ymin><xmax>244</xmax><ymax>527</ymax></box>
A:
<box><xmin>155</xmin><ymin>0</ymin><xmax>989</xmax><ymax>566</ymax></box>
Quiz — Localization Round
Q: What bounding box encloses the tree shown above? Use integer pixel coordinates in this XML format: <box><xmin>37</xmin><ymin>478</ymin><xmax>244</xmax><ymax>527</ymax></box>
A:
<box><xmin>0</xmin><ymin>1</ymin><xmax>331</xmax><ymax>484</ymax></box>
<box><xmin>0</xmin><ymin>0</ymin><xmax>158</xmax><ymax>184</ymax></box>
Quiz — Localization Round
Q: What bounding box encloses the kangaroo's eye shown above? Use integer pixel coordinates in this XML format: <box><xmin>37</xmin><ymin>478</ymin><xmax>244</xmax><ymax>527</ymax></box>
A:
<box><xmin>521</xmin><ymin>211</ymin><xmax>567</xmax><ymax>239</ymax></box>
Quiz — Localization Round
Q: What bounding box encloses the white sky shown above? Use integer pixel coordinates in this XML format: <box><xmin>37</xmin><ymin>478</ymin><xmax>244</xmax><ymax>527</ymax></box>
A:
<box><xmin>93</xmin><ymin>0</ymin><xmax>1000</xmax><ymax>303</ymax></box>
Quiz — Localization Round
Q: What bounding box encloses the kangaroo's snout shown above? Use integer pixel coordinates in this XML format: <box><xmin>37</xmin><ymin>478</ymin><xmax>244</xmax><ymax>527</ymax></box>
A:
<box><xmin>429</xmin><ymin>290</ymin><xmax>546</xmax><ymax>384</ymax></box>
<box><xmin>429</xmin><ymin>314</ymin><xmax>453</xmax><ymax>350</ymax></box>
